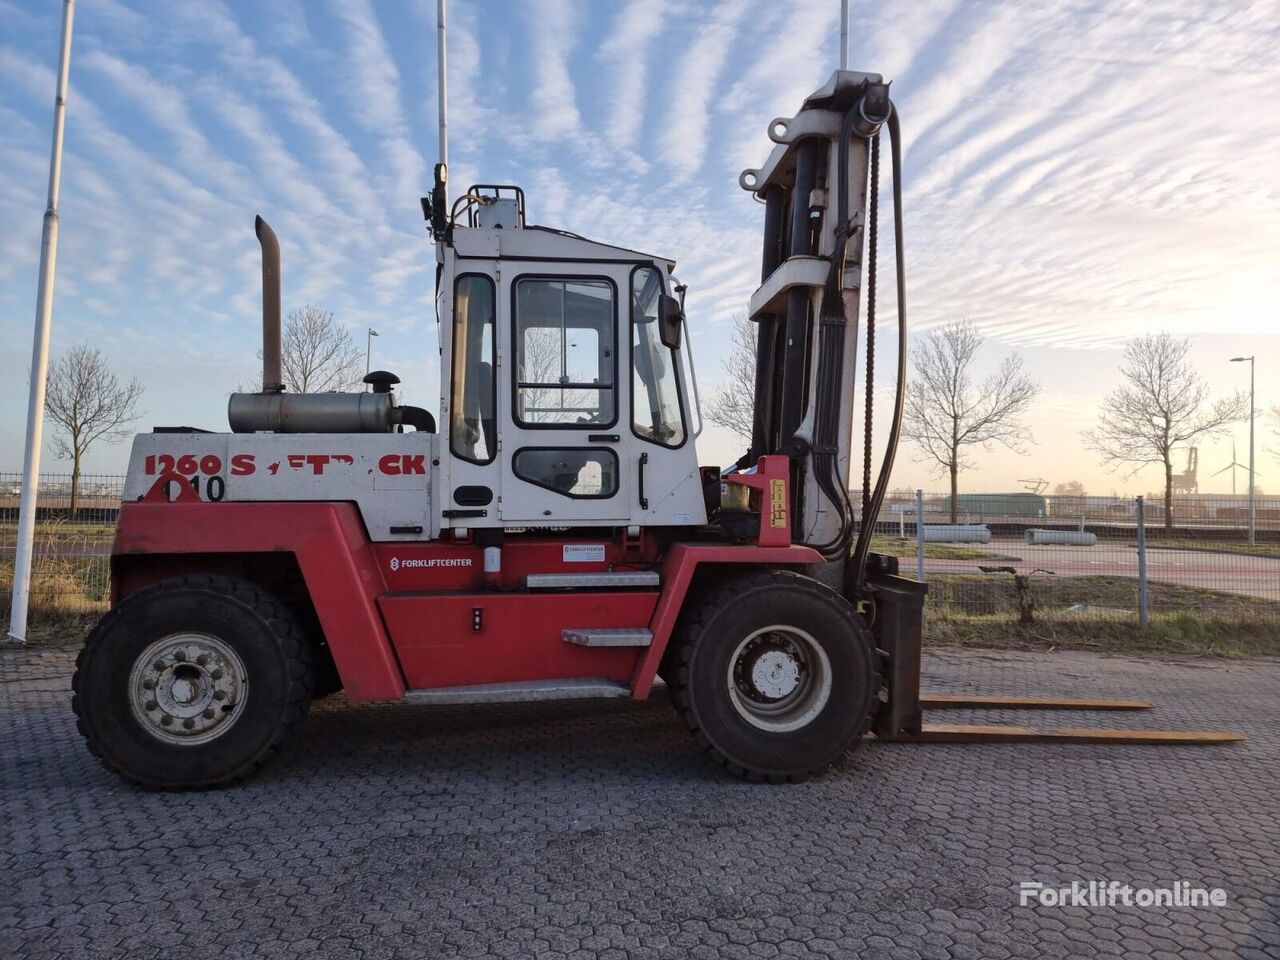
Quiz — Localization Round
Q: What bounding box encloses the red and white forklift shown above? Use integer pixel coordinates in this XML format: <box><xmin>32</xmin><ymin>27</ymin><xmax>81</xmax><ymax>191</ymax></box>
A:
<box><xmin>72</xmin><ymin>29</ymin><xmax>1239</xmax><ymax>789</ymax></box>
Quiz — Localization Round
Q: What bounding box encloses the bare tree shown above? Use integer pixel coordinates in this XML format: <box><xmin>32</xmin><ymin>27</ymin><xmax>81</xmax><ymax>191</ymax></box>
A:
<box><xmin>705</xmin><ymin>316</ymin><xmax>757</xmax><ymax>442</ymax></box>
<box><xmin>245</xmin><ymin>305</ymin><xmax>363</xmax><ymax>393</ymax></box>
<box><xmin>1084</xmin><ymin>332</ymin><xmax>1246</xmax><ymax>534</ymax></box>
<box><xmin>902</xmin><ymin>320</ymin><xmax>1040</xmax><ymax>522</ymax></box>
<box><xmin>44</xmin><ymin>344</ymin><xmax>144</xmax><ymax>517</ymax></box>
<box><xmin>517</xmin><ymin>327</ymin><xmax>599</xmax><ymax>424</ymax></box>
<box><xmin>282</xmin><ymin>305</ymin><xmax>364</xmax><ymax>393</ymax></box>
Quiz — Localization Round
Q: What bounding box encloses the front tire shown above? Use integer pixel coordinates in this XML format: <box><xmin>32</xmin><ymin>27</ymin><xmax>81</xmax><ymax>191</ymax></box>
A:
<box><xmin>671</xmin><ymin>570</ymin><xmax>878</xmax><ymax>782</ymax></box>
<box><xmin>73</xmin><ymin>574</ymin><xmax>313</xmax><ymax>789</ymax></box>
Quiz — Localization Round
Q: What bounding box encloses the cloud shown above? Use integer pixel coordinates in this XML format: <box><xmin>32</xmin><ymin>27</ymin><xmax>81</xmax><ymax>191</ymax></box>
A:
<box><xmin>597</xmin><ymin>0</ymin><xmax>668</xmax><ymax>150</ymax></box>
<box><xmin>270</xmin><ymin>0</ymin><xmax>315</xmax><ymax>48</ymax></box>
<box><xmin>522</xmin><ymin>0</ymin><xmax>583</xmax><ymax>140</ymax></box>
<box><xmin>328</xmin><ymin>0</ymin><xmax>427</xmax><ymax>212</ymax></box>
<box><xmin>658</xmin><ymin>0</ymin><xmax>749</xmax><ymax>179</ymax></box>
<box><xmin>169</xmin><ymin>0</ymin><xmax>387</xmax><ymax>223</ymax></box>
<box><xmin>79</xmin><ymin>51</ymin><xmax>249</xmax><ymax>200</ymax></box>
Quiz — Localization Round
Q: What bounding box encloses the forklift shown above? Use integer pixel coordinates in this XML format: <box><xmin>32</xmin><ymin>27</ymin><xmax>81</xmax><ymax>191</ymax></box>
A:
<box><xmin>72</xmin><ymin>28</ymin><xmax>1240</xmax><ymax>790</ymax></box>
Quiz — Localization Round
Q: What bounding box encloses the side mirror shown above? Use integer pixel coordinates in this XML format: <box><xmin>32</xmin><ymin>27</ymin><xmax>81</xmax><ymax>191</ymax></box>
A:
<box><xmin>659</xmin><ymin>293</ymin><xmax>683</xmax><ymax>350</ymax></box>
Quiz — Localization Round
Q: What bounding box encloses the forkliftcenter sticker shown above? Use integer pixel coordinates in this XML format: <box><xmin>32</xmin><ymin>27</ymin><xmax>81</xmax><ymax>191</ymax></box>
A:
<box><xmin>388</xmin><ymin>557</ymin><xmax>472</xmax><ymax>571</ymax></box>
<box><xmin>563</xmin><ymin>544</ymin><xmax>606</xmax><ymax>563</ymax></box>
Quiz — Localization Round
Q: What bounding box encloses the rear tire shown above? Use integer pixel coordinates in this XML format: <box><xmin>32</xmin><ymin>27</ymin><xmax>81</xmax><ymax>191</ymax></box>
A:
<box><xmin>72</xmin><ymin>574</ymin><xmax>313</xmax><ymax>789</ymax></box>
<box><xmin>671</xmin><ymin>569</ymin><xmax>878</xmax><ymax>782</ymax></box>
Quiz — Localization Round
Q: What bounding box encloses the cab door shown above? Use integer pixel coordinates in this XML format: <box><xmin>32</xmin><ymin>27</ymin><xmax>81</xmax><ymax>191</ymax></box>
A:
<box><xmin>498</xmin><ymin>265</ymin><xmax>631</xmax><ymax>524</ymax></box>
<box><xmin>442</xmin><ymin>266</ymin><xmax>502</xmax><ymax>524</ymax></box>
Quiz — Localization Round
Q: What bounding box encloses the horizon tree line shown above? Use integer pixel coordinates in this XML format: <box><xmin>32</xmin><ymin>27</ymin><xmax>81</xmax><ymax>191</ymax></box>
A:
<box><xmin>706</xmin><ymin>319</ymin><xmax>1255</xmax><ymax>533</ymax></box>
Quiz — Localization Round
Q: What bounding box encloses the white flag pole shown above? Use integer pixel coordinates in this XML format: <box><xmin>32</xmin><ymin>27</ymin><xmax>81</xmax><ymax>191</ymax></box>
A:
<box><xmin>840</xmin><ymin>0</ymin><xmax>849</xmax><ymax>69</ymax></box>
<box><xmin>437</xmin><ymin>0</ymin><xmax>448</xmax><ymax>170</ymax></box>
<box><xmin>8</xmin><ymin>0</ymin><xmax>76</xmax><ymax>646</ymax></box>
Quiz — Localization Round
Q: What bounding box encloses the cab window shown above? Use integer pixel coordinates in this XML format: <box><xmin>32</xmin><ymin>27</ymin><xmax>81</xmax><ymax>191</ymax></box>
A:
<box><xmin>513</xmin><ymin>447</ymin><xmax>618</xmax><ymax>498</ymax></box>
<box><xmin>514</xmin><ymin>277</ymin><xmax>615</xmax><ymax>427</ymax></box>
<box><xmin>450</xmin><ymin>274</ymin><xmax>496</xmax><ymax>463</ymax></box>
<box><xmin>631</xmin><ymin>266</ymin><xmax>686</xmax><ymax>447</ymax></box>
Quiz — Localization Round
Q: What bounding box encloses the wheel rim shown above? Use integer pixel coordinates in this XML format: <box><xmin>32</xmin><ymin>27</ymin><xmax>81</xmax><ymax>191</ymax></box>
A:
<box><xmin>727</xmin><ymin>625</ymin><xmax>832</xmax><ymax>733</ymax></box>
<box><xmin>128</xmin><ymin>633</ymin><xmax>248</xmax><ymax>745</ymax></box>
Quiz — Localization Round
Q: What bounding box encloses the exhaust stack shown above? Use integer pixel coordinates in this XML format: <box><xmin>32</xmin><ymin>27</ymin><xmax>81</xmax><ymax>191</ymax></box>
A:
<box><xmin>256</xmin><ymin>215</ymin><xmax>284</xmax><ymax>394</ymax></box>
<box><xmin>229</xmin><ymin>217</ymin><xmax>436</xmax><ymax>435</ymax></box>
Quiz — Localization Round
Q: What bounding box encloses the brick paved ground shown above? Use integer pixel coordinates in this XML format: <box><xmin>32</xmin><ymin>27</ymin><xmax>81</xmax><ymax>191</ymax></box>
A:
<box><xmin>2</xmin><ymin>646</ymin><xmax>1277</xmax><ymax>959</ymax></box>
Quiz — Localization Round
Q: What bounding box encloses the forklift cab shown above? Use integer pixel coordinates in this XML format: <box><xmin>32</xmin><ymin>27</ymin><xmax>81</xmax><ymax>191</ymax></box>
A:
<box><xmin>436</xmin><ymin>187</ymin><xmax>706</xmax><ymax>530</ymax></box>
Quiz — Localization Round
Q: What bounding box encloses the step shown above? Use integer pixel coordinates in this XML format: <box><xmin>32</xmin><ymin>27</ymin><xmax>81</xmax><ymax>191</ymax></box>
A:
<box><xmin>526</xmin><ymin>571</ymin><xmax>659</xmax><ymax>589</ymax></box>
<box><xmin>405</xmin><ymin>678</ymin><xmax>631</xmax><ymax>705</ymax></box>
<box><xmin>562</xmin><ymin>627</ymin><xmax>653</xmax><ymax>647</ymax></box>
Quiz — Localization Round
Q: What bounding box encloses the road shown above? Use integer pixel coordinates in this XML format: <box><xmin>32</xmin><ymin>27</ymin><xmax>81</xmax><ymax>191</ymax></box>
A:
<box><xmin>3</xmin><ymin>645</ymin><xmax>1277</xmax><ymax>959</ymax></box>
<box><xmin>906</xmin><ymin>538</ymin><xmax>1280</xmax><ymax>602</ymax></box>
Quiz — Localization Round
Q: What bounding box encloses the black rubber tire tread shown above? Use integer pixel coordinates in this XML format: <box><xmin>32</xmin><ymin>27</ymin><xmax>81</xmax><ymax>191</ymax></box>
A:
<box><xmin>670</xmin><ymin>569</ymin><xmax>879</xmax><ymax>783</ymax></box>
<box><xmin>72</xmin><ymin>574</ymin><xmax>313</xmax><ymax>790</ymax></box>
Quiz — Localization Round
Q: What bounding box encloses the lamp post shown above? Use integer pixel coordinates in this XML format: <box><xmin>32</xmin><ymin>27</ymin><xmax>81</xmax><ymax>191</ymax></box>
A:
<box><xmin>1230</xmin><ymin>356</ymin><xmax>1255</xmax><ymax>545</ymax></box>
<box><xmin>366</xmin><ymin>328</ymin><xmax>379</xmax><ymax>377</ymax></box>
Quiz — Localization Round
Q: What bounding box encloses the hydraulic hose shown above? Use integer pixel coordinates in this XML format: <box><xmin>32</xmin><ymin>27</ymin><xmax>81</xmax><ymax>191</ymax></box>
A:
<box><xmin>807</xmin><ymin>86</ymin><xmax>894</xmax><ymax>562</ymax></box>
<box><xmin>850</xmin><ymin>102</ymin><xmax>908</xmax><ymax>580</ymax></box>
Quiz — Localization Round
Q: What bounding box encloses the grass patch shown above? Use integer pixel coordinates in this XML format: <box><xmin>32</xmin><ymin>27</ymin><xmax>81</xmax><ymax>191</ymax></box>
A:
<box><xmin>1142</xmin><ymin>537</ymin><xmax>1280</xmax><ymax>559</ymax></box>
<box><xmin>0</xmin><ymin>546</ymin><xmax>110</xmax><ymax>643</ymax></box>
<box><xmin>0</xmin><ymin>519</ymin><xmax>116</xmax><ymax>546</ymax></box>
<box><xmin>924</xmin><ymin>573</ymin><xmax>1280</xmax><ymax>658</ymax></box>
<box><xmin>870</xmin><ymin>535</ymin><xmax>1004</xmax><ymax>561</ymax></box>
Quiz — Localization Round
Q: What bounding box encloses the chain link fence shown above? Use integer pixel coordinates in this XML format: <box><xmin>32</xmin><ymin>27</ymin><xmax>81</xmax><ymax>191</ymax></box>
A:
<box><xmin>1</xmin><ymin>472</ymin><xmax>120</xmax><ymax>632</ymax></box>
<box><xmin>3</xmin><ymin>473</ymin><xmax>1278</xmax><ymax>647</ymax></box>
<box><xmin>865</xmin><ymin>490</ymin><xmax>1280</xmax><ymax>648</ymax></box>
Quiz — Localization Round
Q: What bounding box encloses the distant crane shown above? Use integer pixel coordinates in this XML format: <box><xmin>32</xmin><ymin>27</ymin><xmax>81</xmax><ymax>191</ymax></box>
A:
<box><xmin>1017</xmin><ymin>477</ymin><xmax>1049</xmax><ymax>495</ymax></box>
<box><xmin>1171</xmin><ymin>447</ymin><xmax>1198</xmax><ymax>495</ymax></box>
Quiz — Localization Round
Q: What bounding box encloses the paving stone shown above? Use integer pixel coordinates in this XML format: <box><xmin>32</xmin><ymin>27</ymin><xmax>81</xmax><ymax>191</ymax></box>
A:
<box><xmin>1</xmin><ymin>646</ymin><xmax>1276</xmax><ymax>958</ymax></box>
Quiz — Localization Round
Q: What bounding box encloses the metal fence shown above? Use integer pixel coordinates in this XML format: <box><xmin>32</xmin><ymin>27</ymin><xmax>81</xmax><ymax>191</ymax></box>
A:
<box><xmin>3</xmin><ymin>473</ymin><xmax>1278</xmax><ymax>639</ymax></box>
<box><xmin>867</xmin><ymin>491</ymin><xmax>1280</xmax><ymax>637</ymax></box>
<box><xmin>0</xmin><ymin>472</ymin><xmax>121</xmax><ymax>630</ymax></box>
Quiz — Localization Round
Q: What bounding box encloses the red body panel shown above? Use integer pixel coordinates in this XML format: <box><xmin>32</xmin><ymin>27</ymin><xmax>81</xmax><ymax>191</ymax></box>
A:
<box><xmin>371</xmin><ymin>537</ymin><xmax>660</xmax><ymax>592</ymax></box>
<box><xmin>723</xmin><ymin>455</ymin><xmax>792</xmax><ymax>547</ymax></box>
<box><xmin>111</xmin><ymin>501</ymin><xmax>821</xmax><ymax>703</ymax></box>
<box><xmin>114</xmin><ymin>501</ymin><xmax>404</xmax><ymax>700</ymax></box>
<box><xmin>380</xmin><ymin>592</ymin><xmax>657</xmax><ymax>688</ymax></box>
<box><xmin>631</xmin><ymin>542</ymin><xmax>823</xmax><ymax>699</ymax></box>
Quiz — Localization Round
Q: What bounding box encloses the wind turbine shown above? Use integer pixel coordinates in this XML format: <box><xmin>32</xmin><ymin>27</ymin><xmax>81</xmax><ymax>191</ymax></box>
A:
<box><xmin>1211</xmin><ymin>439</ymin><xmax>1258</xmax><ymax>495</ymax></box>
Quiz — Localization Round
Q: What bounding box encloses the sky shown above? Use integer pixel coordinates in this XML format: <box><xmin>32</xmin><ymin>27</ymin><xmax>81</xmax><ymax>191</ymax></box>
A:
<box><xmin>1</xmin><ymin>0</ymin><xmax>1278</xmax><ymax>497</ymax></box>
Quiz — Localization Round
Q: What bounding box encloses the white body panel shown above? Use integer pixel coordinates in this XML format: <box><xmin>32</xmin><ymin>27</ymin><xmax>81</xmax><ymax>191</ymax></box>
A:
<box><xmin>123</xmin><ymin>432</ymin><xmax>438</xmax><ymax>541</ymax></box>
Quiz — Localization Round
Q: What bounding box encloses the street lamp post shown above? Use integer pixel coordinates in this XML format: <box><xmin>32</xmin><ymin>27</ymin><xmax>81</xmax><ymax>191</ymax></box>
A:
<box><xmin>1230</xmin><ymin>356</ymin><xmax>1255</xmax><ymax>545</ymax></box>
<box><xmin>366</xmin><ymin>328</ymin><xmax>379</xmax><ymax>379</ymax></box>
